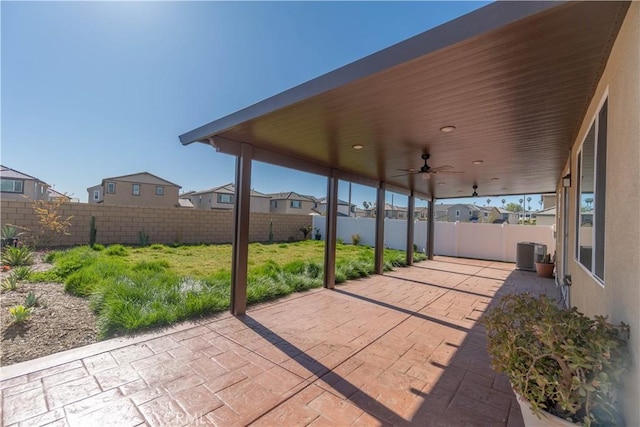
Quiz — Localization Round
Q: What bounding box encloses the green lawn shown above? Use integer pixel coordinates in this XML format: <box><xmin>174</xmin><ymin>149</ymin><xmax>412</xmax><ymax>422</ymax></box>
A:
<box><xmin>33</xmin><ymin>241</ymin><xmax>425</xmax><ymax>339</ymax></box>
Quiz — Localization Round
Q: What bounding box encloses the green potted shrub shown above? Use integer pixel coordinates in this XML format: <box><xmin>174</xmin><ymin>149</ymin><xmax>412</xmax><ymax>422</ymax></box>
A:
<box><xmin>483</xmin><ymin>293</ymin><xmax>629</xmax><ymax>426</ymax></box>
<box><xmin>1</xmin><ymin>224</ymin><xmax>27</xmax><ymax>248</ymax></box>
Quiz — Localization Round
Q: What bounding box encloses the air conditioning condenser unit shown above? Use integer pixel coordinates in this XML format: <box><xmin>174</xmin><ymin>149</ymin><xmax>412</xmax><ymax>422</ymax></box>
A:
<box><xmin>516</xmin><ymin>242</ymin><xmax>547</xmax><ymax>271</ymax></box>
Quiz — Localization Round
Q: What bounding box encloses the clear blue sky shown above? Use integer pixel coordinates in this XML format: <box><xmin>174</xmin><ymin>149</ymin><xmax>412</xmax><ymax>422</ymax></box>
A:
<box><xmin>2</xmin><ymin>1</ymin><xmax>541</xmax><ymax>209</ymax></box>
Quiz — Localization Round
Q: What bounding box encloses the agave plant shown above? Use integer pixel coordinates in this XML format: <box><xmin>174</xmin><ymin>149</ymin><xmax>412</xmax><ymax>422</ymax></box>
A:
<box><xmin>1</xmin><ymin>246</ymin><xmax>33</xmax><ymax>267</ymax></box>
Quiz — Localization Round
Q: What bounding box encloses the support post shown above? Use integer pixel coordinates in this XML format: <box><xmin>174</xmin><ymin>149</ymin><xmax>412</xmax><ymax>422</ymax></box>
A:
<box><xmin>406</xmin><ymin>192</ymin><xmax>415</xmax><ymax>266</ymax></box>
<box><xmin>428</xmin><ymin>195</ymin><xmax>435</xmax><ymax>260</ymax></box>
<box><xmin>324</xmin><ymin>171</ymin><xmax>338</xmax><ymax>289</ymax></box>
<box><xmin>374</xmin><ymin>183</ymin><xmax>386</xmax><ymax>274</ymax></box>
<box><xmin>230</xmin><ymin>143</ymin><xmax>252</xmax><ymax>316</ymax></box>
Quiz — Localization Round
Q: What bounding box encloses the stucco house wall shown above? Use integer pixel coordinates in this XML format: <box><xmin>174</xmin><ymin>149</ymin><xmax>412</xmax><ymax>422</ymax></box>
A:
<box><xmin>561</xmin><ymin>4</ymin><xmax>639</xmax><ymax>424</ymax></box>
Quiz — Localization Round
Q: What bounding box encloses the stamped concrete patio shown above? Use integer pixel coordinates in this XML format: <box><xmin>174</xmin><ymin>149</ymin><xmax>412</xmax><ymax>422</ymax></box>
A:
<box><xmin>1</xmin><ymin>256</ymin><xmax>561</xmax><ymax>426</ymax></box>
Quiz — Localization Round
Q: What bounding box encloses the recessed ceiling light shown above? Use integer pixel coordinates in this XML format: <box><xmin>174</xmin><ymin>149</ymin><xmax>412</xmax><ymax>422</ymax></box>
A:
<box><xmin>352</xmin><ymin>144</ymin><xmax>364</xmax><ymax>150</ymax></box>
<box><xmin>437</xmin><ymin>182</ymin><xmax>445</xmax><ymax>186</ymax></box>
<box><xmin>491</xmin><ymin>177</ymin><xmax>499</xmax><ymax>181</ymax></box>
<box><xmin>440</xmin><ymin>125</ymin><xmax>456</xmax><ymax>133</ymax></box>
<box><xmin>472</xmin><ymin>160</ymin><xmax>484</xmax><ymax>165</ymax></box>
<box><xmin>501</xmin><ymin>187</ymin><xmax>508</xmax><ymax>190</ymax></box>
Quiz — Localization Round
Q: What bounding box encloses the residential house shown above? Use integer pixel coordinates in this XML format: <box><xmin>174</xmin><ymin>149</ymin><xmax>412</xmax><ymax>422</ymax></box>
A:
<box><xmin>87</xmin><ymin>172</ymin><xmax>180</xmax><ymax>207</ymax></box>
<box><xmin>494</xmin><ymin>208</ymin><xmax>520</xmax><ymax>224</ymax></box>
<box><xmin>1</xmin><ymin>165</ymin><xmax>50</xmax><ymax>201</ymax></box>
<box><xmin>181</xmin><ymin>183</ymin><xmax>270</xmax><ymax>212</ymax></box>
<box><xmin>415</xmin><ymin>206</ymin><xmax>430</xmax><ymax>220</ymax></box>
<box><xmin>47</xmin><ymin>188</ymin><xmax>72</xmax><ymax>202</ymax></box>
<box><xmin>361</xmin><ymin>204</ymin><xmax>408</xmax><ymax>219</ymax></box>
<box><xmin>314</xmin><ymin>197</ymin><xmax>355</xmax><ymax>216</ymax></box>
<box><xmin>542</xmin><ymin>194</ymin><xmax>556</xmax><ymax>210</ymax></box>
<box><xmin>535</xmin><ymin>206</ymin><xmax>556</xmax><ymax>226</ymax></box>
<box><xmin>435</xmin><ymin>203</ymin><xmax>483</xmax><ymax>222</ymax></box>
<box><xmin>268</xmin><ymin>192</ymin><xmax>316</xmax><ymax>214</ymax></box>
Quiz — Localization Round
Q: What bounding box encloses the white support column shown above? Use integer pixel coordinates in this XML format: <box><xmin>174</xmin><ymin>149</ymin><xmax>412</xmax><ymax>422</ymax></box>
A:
<box><xmin>406</xmin><ymin>192</ymin><xmax>415</xmax><ymax>265</ymax></box>
<box><xmin>324</xmin><ymin>171</ymin><xmax>338</xmax><ymax>289</ymax></box>
<box><xmin>374</xmin><ymin>183</ymin><xmax>386</xmax><ymax>274</ymax></box>
<box><xmin>230</xmin><ymin>143</ymin><xmax>252</xmax><ymax>316</ymax></box>
<box><xmin>428</xmin><ymin>196</ymin><xmax>435</xmax><ymax>260</ymax></box>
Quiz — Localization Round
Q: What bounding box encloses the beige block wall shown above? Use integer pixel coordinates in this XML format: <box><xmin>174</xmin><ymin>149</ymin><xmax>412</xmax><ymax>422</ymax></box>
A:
<box><xmin>0</xmin><ymin>200</ymin><xmax>312</xmax><ymax>247</ymax></box>
<box><xmin>564</xmin><ymin>4</ymin><xmax>639</xmax><ymax>424</ymax></box>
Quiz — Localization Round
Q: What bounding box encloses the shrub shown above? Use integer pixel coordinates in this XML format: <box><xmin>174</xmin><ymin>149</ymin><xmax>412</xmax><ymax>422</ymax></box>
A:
<box><xmin>12</xmin><ymin>266</ymin><xmax>33</xmax><ymax>281</ymax></box>
<box><xmin>484</xmin><ymin>293</ymin><xmax>630</xmax><ymax>426</ymax></box>
<box><xmin>9</xmin><ymin>305</ymin><xmax>31</xmax><ymax>323</ymax></box>
<box><xmin>138</xmin><ymin>231</ymin><xmax>150</xmax><ymax>247</ymax></box>
<box><xmin>1</xmin><ymin>274</ymin><xmax>19</xmax><ymax>292</ymax></box>
<box><xmin>1</xmin><ymin>246</ymin><xmax>33</xmax><ymax>266</ymax></box>
<box><xmin>25</xmin><ymin>291</ymin><xmax>41</xmax><ymax>308</ymax></box>
<box><xmin>351</xmin><ymin>234</ymin><xmax>361</xmax><ymax>245</ymax></box>
<box><xmin>92</xmin><ymin>243</ymin><xmax>105</xmax><ymax>251</ymax></box>
<box><xmin>105</xmin><ymin>244</ymin><xmax>128</xmax><ymax>256</ymax></box>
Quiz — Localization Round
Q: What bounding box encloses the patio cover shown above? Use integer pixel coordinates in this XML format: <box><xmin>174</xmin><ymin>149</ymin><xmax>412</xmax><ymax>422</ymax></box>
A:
<box><xmin>180</xmin><ymin>1</ymin><xmax>629</xmax><ymax>200</ymax></box>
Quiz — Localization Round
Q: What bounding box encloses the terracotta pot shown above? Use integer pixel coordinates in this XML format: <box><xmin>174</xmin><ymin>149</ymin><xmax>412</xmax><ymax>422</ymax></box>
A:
<box><xmin>535</xmin><ymin>262</ymin><xmax>555</xmax><ymax>278</ymax></box>
<box><xmin>514</xmin><ymin>391</ymin><xmax>576</xmax><ymax>426</ymax></box>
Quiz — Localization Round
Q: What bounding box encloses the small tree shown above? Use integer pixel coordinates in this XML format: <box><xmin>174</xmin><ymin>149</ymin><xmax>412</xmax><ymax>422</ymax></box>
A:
<box><xmin>31</xmin><ymin>197</ymin><xmax>73</xmax><ymax>248</ymax></box>
<box><xmin>299</xmin><ymin>225</ymin><xmax>313</xmax><ymax>240</ymax></box>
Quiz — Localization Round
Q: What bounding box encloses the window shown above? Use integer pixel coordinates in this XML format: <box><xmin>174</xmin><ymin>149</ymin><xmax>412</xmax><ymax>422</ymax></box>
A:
<box><xmin>93</xmin><ymin>190</ymin><xmax>100</xmax><ymax>201</ymax></box>
<box><xmin>106</xmin><ymin>182</ymin><xmax>116</xmax><ymax>194</ymax></box>
<box><xmin>290</xmin><ymin>200</ymin><xmax>302</xmax><ymax>209</ymax></box>
<box><xmin>455</xmin><ymin>210</ymin><xmax>460</xmax><ymax>217</ymax></box>
<box><xmin>271</xmin><ymin>200</ymin><xmax>278</xmax><ymax>208</ymax></box>
<box><xmin>1</xmin><ymin>179</ymin><xmax>23</xmax><ymax>193</ymax></box>
<box><xmin>132</xmin><ymin>184</ymin><xmax>140</xmax><ymax>196</ymax></box>
<box><xmin>217</xmin><ymin>194</ymin><xmax>233</xmax><ymax>204</ymax></box>
<box><xmin>483</xmin><ymin>212</ymin><xmax>489</xmax><ymax>218</ymax></box>
<box><xmin>156</xmin><ymin>186</ymin><xmax>164</xmax><ymax>196</ymax></box>
<box><xmin>576</xmin><ymin>99</ymin><xmax>607</xmax><ymax>282</ymax></box>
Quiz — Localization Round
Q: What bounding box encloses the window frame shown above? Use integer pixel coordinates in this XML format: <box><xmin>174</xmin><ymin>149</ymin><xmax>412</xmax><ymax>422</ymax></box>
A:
<box><xmin>217</xmin><ymin>193</ymin><xmax>233</xmax><ymax>204</ymax></box>
<box><xmin>0</xmin><ymin>179</ymin><xmax>24</xmax><ymax>193</ymax></box>
<box><xmin>132</xmin><ymin>184</ymin><xmax>141</xmax><ymax>196</ymax></box>
<box><xmin>156</xmin><ymin>186</ymin><xmax>164</xmax><ymax>196</ymax></box>
<box><xmin>93</xmin><ymin>190</ymin><xmax>100</xmax><ymax>201</ymax></box>
<box><xmin>455</xmin><ymin>210</ymin><xmax>460</xmax><ymax>217</ymax></box>
<box><xmin>106</xmin><ymin>182</ymin><xmax>116</xmax><ymax>194</ymax></box>
<box><xmin>574</xmin><ymin>95</ymin><xmax>607</xmax><ymax>285</ymax></box>
<box><xmin>290</xmin><ymin>200</ymin><xmax>302</xmax><ymax>209</ymax></box>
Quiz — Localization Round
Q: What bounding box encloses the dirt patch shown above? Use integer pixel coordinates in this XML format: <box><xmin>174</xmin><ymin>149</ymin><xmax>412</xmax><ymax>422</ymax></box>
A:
<box><xmin>1</xmin><ymin>254</ymin><xmax>98</xmax><ymax>366</ymax></box>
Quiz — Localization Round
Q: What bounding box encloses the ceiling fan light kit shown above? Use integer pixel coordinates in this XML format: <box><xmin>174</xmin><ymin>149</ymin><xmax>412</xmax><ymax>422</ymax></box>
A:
<box><xmin>472</xmin><ymin>184</ymin><xmax>479</xmax><ymax>197</ymax></box>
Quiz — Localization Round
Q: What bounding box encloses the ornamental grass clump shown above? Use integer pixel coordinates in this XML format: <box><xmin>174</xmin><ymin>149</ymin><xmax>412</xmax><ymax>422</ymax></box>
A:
<box><xmin>483</xmin><ymin>293</ymin><xmax>629</xmax><ymax>426</ymax></box>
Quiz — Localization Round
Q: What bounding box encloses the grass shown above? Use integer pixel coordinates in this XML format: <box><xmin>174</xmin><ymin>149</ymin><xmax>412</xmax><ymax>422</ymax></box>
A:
<box><xmin>32</xmin><ymin>241</ymin><xmax>426</xmax><ymax>338</ymax></box>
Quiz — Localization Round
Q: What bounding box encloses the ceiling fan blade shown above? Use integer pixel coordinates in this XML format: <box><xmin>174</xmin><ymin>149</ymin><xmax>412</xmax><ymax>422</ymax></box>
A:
<box><xmin>390</xmin><ymin>171</ymin><xmax>419</xmax><ymax>178</ymax></box>
<box><xmin>430</xmin><ymin>165</ymin><xmax>454</xmax><ymax>172</ymax></box>
<box><xmin>433</xmin><ymin>170</ymin><xmax>464</xmax><ymax>174</ymax></box>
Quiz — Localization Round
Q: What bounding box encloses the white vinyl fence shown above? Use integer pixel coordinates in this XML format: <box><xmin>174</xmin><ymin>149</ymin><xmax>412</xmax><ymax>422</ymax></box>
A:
<box><xmin>311</xmin><ymin>216</ymin><xmax>555</xmax><ymax>263</ymax></box>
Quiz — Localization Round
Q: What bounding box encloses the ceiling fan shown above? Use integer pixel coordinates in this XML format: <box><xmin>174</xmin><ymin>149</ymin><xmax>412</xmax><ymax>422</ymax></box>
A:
<box><xmin>393</xmin><ymin>154</ymin><xmax>462</xmax><ymax>180</ymax></box>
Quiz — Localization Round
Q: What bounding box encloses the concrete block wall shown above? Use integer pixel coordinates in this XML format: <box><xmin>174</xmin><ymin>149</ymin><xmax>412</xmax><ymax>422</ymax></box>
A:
<box><xmin>0</xmin><ymin>200</ymin><xmax>312</xmax><ymax>247</ymax></box>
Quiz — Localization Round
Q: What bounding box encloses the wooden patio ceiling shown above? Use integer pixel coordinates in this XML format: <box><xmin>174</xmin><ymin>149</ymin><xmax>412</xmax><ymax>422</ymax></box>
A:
<box><xmin>180</xmin><ymin>1</ymin><xmax>629</xmax><ymax>200</ymax></box>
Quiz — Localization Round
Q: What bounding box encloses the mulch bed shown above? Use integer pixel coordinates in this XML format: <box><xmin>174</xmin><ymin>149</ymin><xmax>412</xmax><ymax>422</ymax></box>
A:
<box><xmin>0</xmin><ymin>254</ymin><xmax>98</xmax><ymax>366</ymax></box>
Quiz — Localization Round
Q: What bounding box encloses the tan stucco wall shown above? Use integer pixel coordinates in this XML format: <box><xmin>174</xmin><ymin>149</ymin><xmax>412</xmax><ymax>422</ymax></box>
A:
<box><xmin>0</xmin><ymin>200</ymin><xmax>311</xmax><ymax>246</ymax></box>
<box><xmin>564</xmin><ymin>4</ymin><xmax>639</xmax><ymax>424</ymax></box>
<box><xmin>102</xmin><ymin>181</ymin><xmax>179</xmax><ymax>208</ymax></box>
<box><xmin>1</xmin><ymin>179</ymin><xmax>48</xmax><ymax>201</ymax></box>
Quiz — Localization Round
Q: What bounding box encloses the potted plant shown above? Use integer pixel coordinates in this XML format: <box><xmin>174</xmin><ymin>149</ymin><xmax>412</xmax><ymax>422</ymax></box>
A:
<box><xmin>483</xmin><ymin>293</ymin><xmax>630</xmax><ymax>426</ymax></box>
<box><xmin>313</xmin><ymin>228</ymin><xmax>321</xmax><ymax>241</ymax></box>
<box><xmin>535</xmin><ymin>253</ymin><xmax>555</xmax><ymax>278</ymax></box>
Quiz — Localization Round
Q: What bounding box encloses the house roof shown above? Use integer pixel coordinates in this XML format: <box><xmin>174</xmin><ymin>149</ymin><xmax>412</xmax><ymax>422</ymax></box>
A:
<box><xmin>316</xmin><ymin>197</ymin><xmax>352</xmax><ymax>206</ymax></box>
<box><xmin>267</xmin><ymin>191</ymin><xmax>314</xmax><ymax>201</ymax></box>
<box><xmin>178</xmin><ymin>198</ymin><xmax>194</xmax><ymax>208</ymax></box>
<box><xmin>100</xmin><ymin>172</ymin><xmax>181</xmax><ymax>188</ymax></box>
<box><xmin>0</xmin><ymin>165</ymin><xmax>45</xmax><ymax>183</ymax></box>
<box><xmin>179</xmin><ymin>2</ymin><xmax>629</xmax><ymax>200</ymax></box>
<box><xmin>536</xmin><ymin>206</ymin><xmax>557</xmax><ymax>216</ymax></box>
<box><xmin>188</xmin><ymin>183</ymin><xmax>270</xmax><ymax>198</ymax></box>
